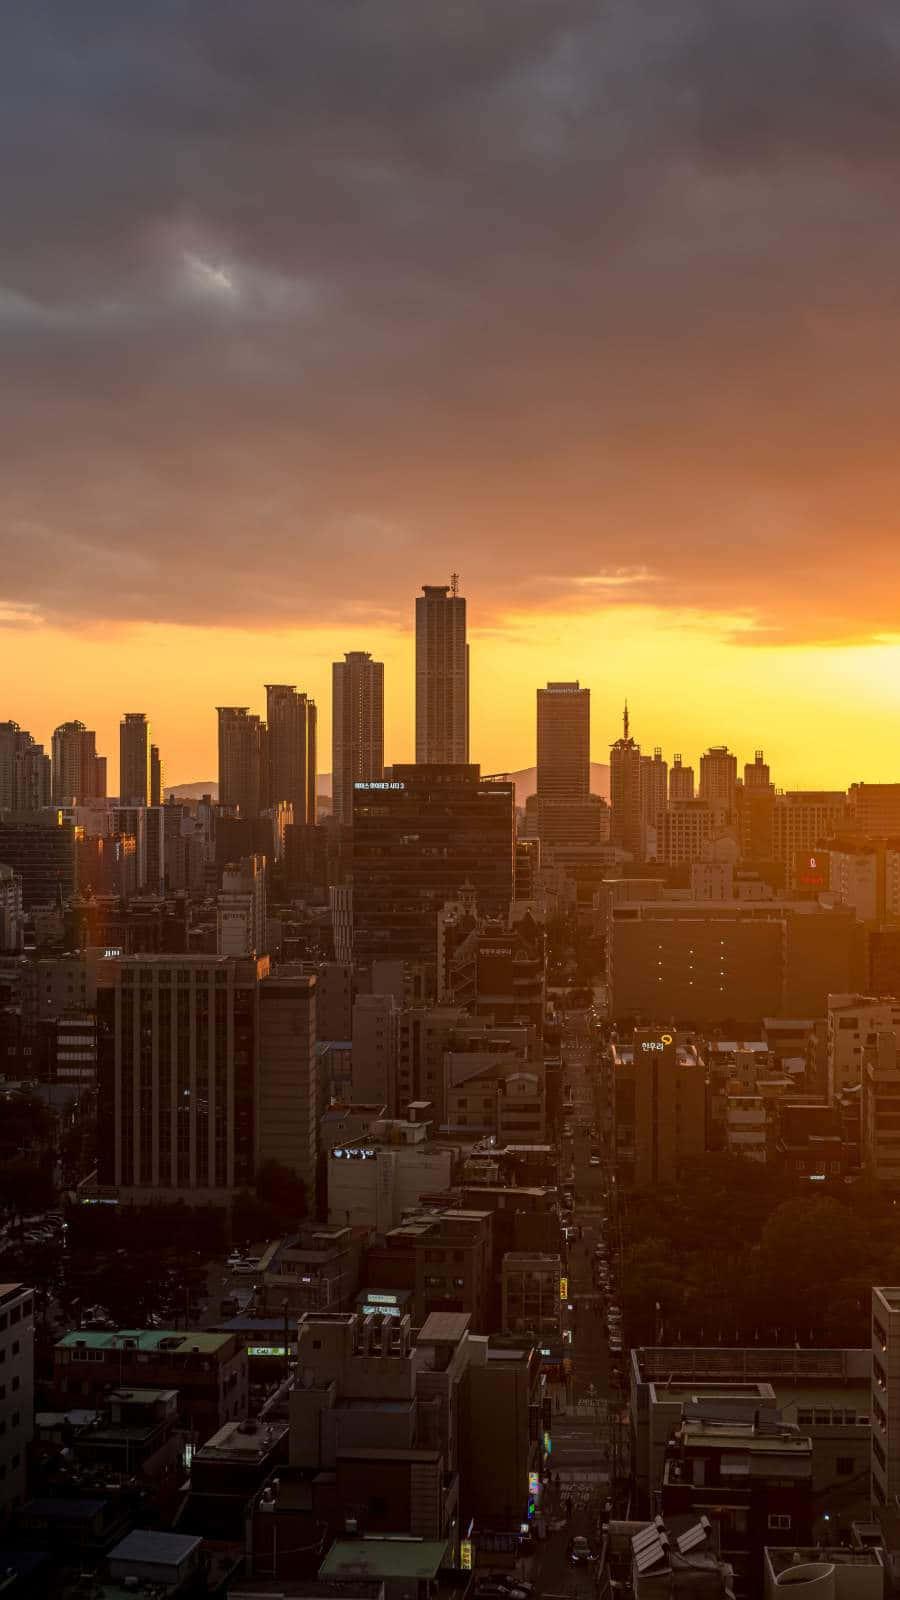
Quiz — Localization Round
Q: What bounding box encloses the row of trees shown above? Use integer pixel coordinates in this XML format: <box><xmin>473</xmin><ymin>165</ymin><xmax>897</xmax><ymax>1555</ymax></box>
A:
<box><xmin>620</xmin><ymin>1154</ymin><xmax>899</xmax><ymax>1347</ymax></box>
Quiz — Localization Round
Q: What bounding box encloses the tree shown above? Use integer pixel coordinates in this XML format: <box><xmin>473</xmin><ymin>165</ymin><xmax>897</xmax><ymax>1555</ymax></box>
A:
<box><xmin>255</xmin><ymin>1160</ymin><xmax>307</xmax><ymax>1228</ymax></box>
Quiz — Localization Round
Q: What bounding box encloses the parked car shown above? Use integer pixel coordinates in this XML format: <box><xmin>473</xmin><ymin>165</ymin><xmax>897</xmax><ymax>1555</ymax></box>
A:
<box><xmin>589</xmin><ymin>1155</ymin><xmax>601</xmax><ymax>1167</ymax></box>
<box><xmin>567</xmin><ymin>1536</ymin><xmax>596</xmax><ymax>1565</ymax></box>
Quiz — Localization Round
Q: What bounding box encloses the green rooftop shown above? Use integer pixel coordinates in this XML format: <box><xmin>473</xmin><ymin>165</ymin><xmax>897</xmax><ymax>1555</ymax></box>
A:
<box><xmin>320</xmin><ymin>1539</ymin><xmax>449</xmax><ymax>1581</ymax></box>
<box><xmin>55</xmin><ymin>1329</ymin><xmax>233</xmax><ymax>1354</ymax></box>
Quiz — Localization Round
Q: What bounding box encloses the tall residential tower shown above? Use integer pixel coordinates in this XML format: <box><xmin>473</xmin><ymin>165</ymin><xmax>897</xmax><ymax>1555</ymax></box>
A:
<box><xmin>52</xmin><ymin>721</ymin><xmax>106</xmax><ymax>805</ymax></box>
<box><xmin>332</xmin><ymin>652</ymin><xmax>384</xmax><ymax>824</ymax></box>
<box><xmin>415</xmin><ymin>580</ymin><xmax>468</xmax><ymax>764</ymax></box>
<box><xmin>119</xmin><ymin>712</ymin><xmax>150</xmax><ymax>806</ymax></box>
<box><xmin>265</xmin><ymin>684</ymin><xmax>317</xmax><ymax>827</ymax></box>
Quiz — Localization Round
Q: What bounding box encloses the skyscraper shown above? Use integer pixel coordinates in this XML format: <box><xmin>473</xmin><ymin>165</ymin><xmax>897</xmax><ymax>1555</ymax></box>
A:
<box><xmin>217</xmin><ymin>707</ymin><xmax>267</xmax><ymax>818</ymax></box>
<box><xmin>415</xmin><ymin>580</ymin><xmax>469</xmax><ymax>764</ymax></box>
<box><xmin>0</xmin><ymin>722</ymin><xmax>51</xmax><ymax>812</ymax></box>
<box><xmin>536</xmin><ymin>681</ymin><xmax>595</xmax><ymax>852</ymax></box>
<box><xmin>51</xmin><ymin>721</ymin><xmax>106</xmax><ymax>805</ymax></box>
<box><xmin>640</xmin><ymin>747</ymin><xmax>668</xmax><ymax>849</ymax></box>
<box><xmin>609</xmin><ymin>703</ymin><xmax>643</xmax><ymax>859</ymax></box>
<box><xmin>119</xmin><ymin>712</ymin><xmax>150</xmax><ymax>805</ymax></box>
<box><xmin>332</xmin><ymin>651</ymin><xmax>385</xmax><ymax>825</ymax></box>
<box><xmin>150</xmin><ymin>743</ymin><xmax>164</xmax><ymax>806</ymax></box>
<box><xmin>352</xmin><ymin>764</ymin><xmax>514</xmax><ymax>978</ymax></box>
<box><xmin>265</xmin><ymin>685</ymin><xmax>317</xmax><ymax>826</ymax></box>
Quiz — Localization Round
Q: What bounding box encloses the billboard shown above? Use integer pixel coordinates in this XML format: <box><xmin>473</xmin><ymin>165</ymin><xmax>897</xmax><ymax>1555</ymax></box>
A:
<box><xmin>794</xmin><ymin>850</ymin><xmax>829</xmax><ymax>892</ymax></box>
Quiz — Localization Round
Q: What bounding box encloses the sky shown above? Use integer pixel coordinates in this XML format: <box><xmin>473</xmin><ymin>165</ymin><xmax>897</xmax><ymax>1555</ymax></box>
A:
<box><xmin>3</xmin><ymin>1</ymin><xmax>900</xmax><ymax>790</ymax></box>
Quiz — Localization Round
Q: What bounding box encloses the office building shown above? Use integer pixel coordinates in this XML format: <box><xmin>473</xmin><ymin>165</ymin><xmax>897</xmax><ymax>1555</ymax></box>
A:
<box><xmin>351</xmin><ymin>992</ymin><xmax>398</xmax><ymax>1105</ymax></box>
<box><xmin>415</xmin><ymin>581</ymin><xmax>468</xmax><ymax>764</ymax></box>
<box><xmin>352</xmin><ymin>765</ymin><xmax>515</xmax><ymax>979</ymax></box>
<box><xmin>217</xmin><ymin>853</ymin><xmax>267</xmax><ymax>958</ymax></box>
<box><xmin>826</xmin><ymin>994</ymin><xmax>900</xmax><ymax>1099</ymax></box>
<box><xmin>51</xmin><ymin>721</ymin><xmax>106</xmax><ymax>805</ymax></box>
<box><xmin>610</xmin><ymin>1033</ymin><xmax>707</xmax><ymax>1188</ymax></box>
<box><xmin>217</xmin><ymin>707</ymin><xmax>267</xmax><ymax>819</ymax></box>
<box><xmin>669</xmin><ymin>754</ymin><xmax>695</xmax><ymax>801</ymax></box>
<box><xmin>256</xmin><ymin>971</ymin><xmax>317</xmax><ymax>1198</ymax></box>
<box><xmin>119</xmin><ymin>711</ymin><xmax>151</xmax><ymax>805</ymax></box>
<box><xmin>0</xmin><ymin>814</ymin><xmax>77</xmax><ymax>909</ymax></box>
<box><xmin>265</xmin><ymin>683</ymin><xmax>317</xmax><ymax>827</ymax></box>
<box><xmin>536</xmin><ymin>681</ymin><xmax>599</xmax><ymax>852</ymax></box>
<box><xmin>0</xmin><ymin>1283</ymin><xmax>34</xmax><ymax>1518</ymax></box>
<box><xmin>459</xmin><ymin>1340</ymin><xmax>544</xmax><ymax>1529</ymax></box>
<box><xmin>699</xmin><ymin>745</ymin><xmax>738</xmax><ymax>815</ymax></box>
<box><xmin>610</xmin><ymin>705</ymin><xmax>644</xmax><ymax>859</ymax></box>
<box><xmin>366</xmin><ymin>1206</ymin><xmax>493</xmax><ymax>1331</ymax></box>
<box><xmin>332</xmin><ymin>651</ymin><xmax>385</xmax><ymax>825</ymax></box>
<box><xmin>828</xmin><ymin>850</ymin><xmax>882</xmax><ymax>922</ymax></box>
<box><xmin>97</xmin><ymin>953</ymin><xmax>267</xmax><ymax>1200</ymax></box>
<box><xmin>609</xmin><ymin>900</ymin><xmax>857</xmax><ymax>1025</ymax></box>
<box><xmin>150</xmin><ymin>743</ymin><xmax>164</xmax><ymax>806</ymax></box>
<box><xmin>0</xmin><ymin>722</ymin><xmax>51</xmax><ymax>812</ymax></box>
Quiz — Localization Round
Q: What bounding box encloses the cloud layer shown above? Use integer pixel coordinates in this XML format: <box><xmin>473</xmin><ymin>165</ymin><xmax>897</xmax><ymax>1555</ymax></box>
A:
<box><xmin>3</xmin><ymin>0</ymin><xmax>900</xmax><ymax>644</ymax></box>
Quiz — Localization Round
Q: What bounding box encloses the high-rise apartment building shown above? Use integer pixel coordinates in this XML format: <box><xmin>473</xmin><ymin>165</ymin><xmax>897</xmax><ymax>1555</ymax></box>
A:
<box><xmin>265</xmin><ymin>684</ymin><xmax>317</xmax><ymax>827</ymax></box>
<box><xmin>332</xmin><ymin>652</ymin><xmax>385</xmax><ymax>825</ymax></box>
<box><xmin>849</xmin><ymin>784</ymin><xmax>900</xmax><ymax>839</ymax></box>
<box><xmin>640</xmin><ymin>748</ymin><xmax>668</xmax><ymax>845</ymax></box>
<box><xmin>609</xmin><ymin>705</ymin><xmax>643</xmax><ymax>859</ymax></box>
<box><xmin>773</xmin><ymin>791</ymin><xmax>850</xmax><ymax>870</ymax></box>
<box><xmin>352</xmin><ymin>765</ymin><xmax>515</xmax><ymax>978</ymax></box>
<box><xmin>119</xmin><ymin>712</ymin><xmax>150</xmax><ymax>805</ymax></box>
<box><xmin>217</xmin><ymin>707</ymin><xmax>267</xmax><ymax>818</ymax></box>
<box><xmin>738</xmin><ymin>749</ymin><xmax>775</xmax><ymax>860</ymax></box>
<box><xmin>0</xmin><ymin>814</ymin><xmax>76</xmax><ymax>908</ymax></box>
<box><xmin>610</xmin><ymin>1032</ymin><xmax>707</xmax><ymax>1188</ymax></box>
<box><xmin>150</xmin><ymin>744</ymin><xmax>164</xmax><ymax>806</ymax></box>
<box><xmin>699</xmin><ymin>745</ymin><xmax>738</xmax><ymax>814</ymax></box>
<box><xmin>51</xmin><ymin>721</ymin><xmax>106</xmax><ymax>805</ymax></box>
<box><xmin>0</xmin><ymin>722</ymin><xmax>51</xmax><ymax>812</ymax></box>
<box><xmin>669</xmin><ymin>754</ymin><xmax>694</xmax><ymax>801</ymax></box>
<box><xmin>98</xmin><ymin>953</ymin><xmax>315</xmax><ymax>1201</ymax></box>
<box><xmin>415</xmin><ymin>582</ymin><xmax>468</xmax><ymax>764</ymax></box>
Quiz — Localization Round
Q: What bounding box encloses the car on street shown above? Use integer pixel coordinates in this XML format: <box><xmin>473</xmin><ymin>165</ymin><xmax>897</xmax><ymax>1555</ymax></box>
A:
<box><xmin>472</xmin><ymin>1580</ymin><xmax>530</xmax><ymax>1600</ymax></box>
<box><xmin>567</xmin><ymin>1536</ymin><xmax>596</xmax><ymax>1565</ymax></box>
<box><xmin>589</xmin><ymin>1155</ymin><xmax>601</xmax><ymax>1167</ymax></box>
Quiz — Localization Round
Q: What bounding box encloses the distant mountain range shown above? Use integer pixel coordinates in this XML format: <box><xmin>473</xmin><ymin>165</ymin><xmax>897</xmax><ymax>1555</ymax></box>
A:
<box><xmin>166</xmin><ymin>762</ymin><xmax>610</xmax><ymax>806</ymax></box>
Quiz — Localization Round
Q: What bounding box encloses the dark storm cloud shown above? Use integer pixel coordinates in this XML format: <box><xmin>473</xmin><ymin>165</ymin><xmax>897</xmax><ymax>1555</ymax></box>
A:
<box><xmin>3</xmin><ymin>0</ymin><xmax>900</xmax><ymax>641</ymax></box>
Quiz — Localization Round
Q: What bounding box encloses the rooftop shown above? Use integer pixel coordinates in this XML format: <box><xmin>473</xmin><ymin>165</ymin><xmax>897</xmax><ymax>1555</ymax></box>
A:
<box><xmin>109</xmin><ymin>1528</ymin><xmax>202</xmax><ymax>1566</ymax></box>
<box><xmin>418</xmin><ymin>1312</ymin><xmax>471</xmax><ymax>1344</ymax></box>
<box><xmin>56</xmin><ymin>1328</ymin><xmax>233</xmax><ymax>1354</ymax></box>
<box><xmin>320</xmin><ymin>1538</ymin><xmax>449</xmax><ymax>1582</ymax></box>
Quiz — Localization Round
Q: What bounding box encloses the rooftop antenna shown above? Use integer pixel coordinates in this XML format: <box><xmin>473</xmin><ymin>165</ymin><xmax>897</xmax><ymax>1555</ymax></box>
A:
<box><xmin>623</xmin><ymin>700</ymin><xmax>629</xmax><ymax>741</ymax></box>
<box><xmin>450</xmin><ymin>571</ymin><xmax>460</xmax><ymax>596</ymax></box>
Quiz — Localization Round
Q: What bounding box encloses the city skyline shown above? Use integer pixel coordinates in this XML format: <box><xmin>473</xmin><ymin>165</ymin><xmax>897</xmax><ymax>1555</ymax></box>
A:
<box><xmin>4</xmin><ymin>6</ymin><xmax>900</xmax><ymax>791</ymax></box>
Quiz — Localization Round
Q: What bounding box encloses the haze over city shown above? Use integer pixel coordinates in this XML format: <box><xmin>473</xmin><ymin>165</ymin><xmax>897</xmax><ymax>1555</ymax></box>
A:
<box><xmin>5</xmin><ymin>3</ymin><xmax>900</xmax><ymax>787</ymax></box>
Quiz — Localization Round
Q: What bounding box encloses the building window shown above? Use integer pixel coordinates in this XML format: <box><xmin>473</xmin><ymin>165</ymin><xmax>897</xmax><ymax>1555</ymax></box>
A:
<box><xmin>836</xmin><ymin>1457</ymin><xmax>855</xmax><ymax>1475</ymax></box>
<box><xmin>11</xmin><ymin>1342</ymin><xmax>18</xmax><ymax>1357</ymax></box>
<box><xmin>768</xmin><ymin>1514</ymin><xmax>791</xmax><ymax>1531</ymax></box>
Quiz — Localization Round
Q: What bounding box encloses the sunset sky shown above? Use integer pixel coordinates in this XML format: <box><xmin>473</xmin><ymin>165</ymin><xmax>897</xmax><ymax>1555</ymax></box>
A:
<box><xmin>3</xmin><ymin>2</ymin><xmax>900</xmax><ymax>790</ymax></box>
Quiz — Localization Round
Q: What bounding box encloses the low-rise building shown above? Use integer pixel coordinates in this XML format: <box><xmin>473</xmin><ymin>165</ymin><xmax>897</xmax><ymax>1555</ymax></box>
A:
<box><xmin>257</xmin><ymin>1224</ymin><xmax>366</xmax><ymax>1316</ymax></box>
<box><xmin>365</xmin><ymin>1208</ymin><xmax>493</xmax><ymax>1333</ymax></box>
<box><xmin>52</xmin><ymin>1328</ymin><xmax>248</xmax><ymax>1445</ymax></box>
<box><xmin>501</xmin><ymin>1252</ymin><xmax>562</xmax><ymax>1338</ymax></box>
<box><xmin>327</xmin><ymin>1117</ymin><xmax>459</xmax><ymax>1232</ymax></box>
<box><xmin>661</xmin><ymin>1407</ymin><xmax>813</xmax><ymax>1597</ymax></box>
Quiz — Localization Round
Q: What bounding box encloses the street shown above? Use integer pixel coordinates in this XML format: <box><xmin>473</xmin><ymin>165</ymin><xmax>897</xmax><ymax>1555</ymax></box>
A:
<box><xmin>527</xmin><ymin>1009</ymin><xmax>618</xmax><ymax>1596</ymax></box>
